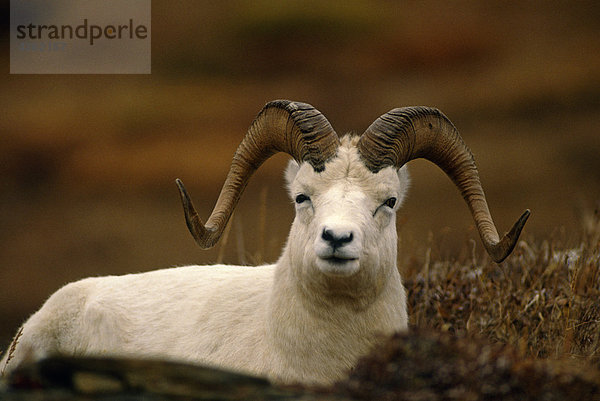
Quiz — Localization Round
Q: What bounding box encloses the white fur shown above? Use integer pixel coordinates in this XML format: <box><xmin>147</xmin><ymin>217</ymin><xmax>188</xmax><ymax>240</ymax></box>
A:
<box><xmin>1</xmin><ymin>136</ymin><xmax>410</xmax><ymax>385</ymax></box>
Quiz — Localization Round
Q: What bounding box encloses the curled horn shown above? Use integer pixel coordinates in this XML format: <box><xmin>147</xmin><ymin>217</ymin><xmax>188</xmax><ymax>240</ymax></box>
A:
<box><xmin>357</xmin><ymin>106</ymin><xmax>530</xmax><ymax>263</ymax></box>
<box><xmin>176</xmin><ymin>100</ymin><xmax>340</xmax><ymax>249</ymax></box>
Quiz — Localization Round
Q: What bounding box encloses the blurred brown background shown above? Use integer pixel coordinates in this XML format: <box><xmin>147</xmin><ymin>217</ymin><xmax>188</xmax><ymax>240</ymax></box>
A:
<box><xmin>1</xmin><ymin>1</ymin><xmax>599</xmax><ymax>348</ymax></box>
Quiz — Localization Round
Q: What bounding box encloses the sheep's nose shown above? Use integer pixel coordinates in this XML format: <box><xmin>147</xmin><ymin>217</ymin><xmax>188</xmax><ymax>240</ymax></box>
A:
<box><xmin>322</xmin><ymin>228</ymin><xmax>353</xmax><ymax>249</ymax></box>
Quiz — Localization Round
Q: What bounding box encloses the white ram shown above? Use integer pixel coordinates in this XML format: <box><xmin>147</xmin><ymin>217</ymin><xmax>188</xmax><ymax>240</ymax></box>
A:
<box><xmin>0</xmin><ymin>100</ymin><xmax>530</xmax><ymax>385</ymax></box>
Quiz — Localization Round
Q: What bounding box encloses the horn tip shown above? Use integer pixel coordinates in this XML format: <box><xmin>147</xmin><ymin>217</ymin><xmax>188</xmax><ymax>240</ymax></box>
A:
<box><xmin>175</xmin><ymin>178</ymin><xmax>188</xmax><ymax>199</ymax></box>
<box><xmin>175</xmin><ymin>179</ymin><xmax>214</xmax><ymax>249</ymax></box>
<box><xmin>491</xmin><ymin>208</ymin><xmax>531</xmax><ymax>263</ymax></box>
<box><xmin>511</xmin><ymin>209</ymin><xmax>531</xmax><ymax>238</ymax></box>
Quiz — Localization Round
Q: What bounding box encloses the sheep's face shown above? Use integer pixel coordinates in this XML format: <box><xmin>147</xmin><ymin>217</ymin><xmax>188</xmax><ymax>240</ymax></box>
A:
<box><xmin>285</xmin><ymin>136</ymin><xmax>409</xmax><ymax>295</ymax></box>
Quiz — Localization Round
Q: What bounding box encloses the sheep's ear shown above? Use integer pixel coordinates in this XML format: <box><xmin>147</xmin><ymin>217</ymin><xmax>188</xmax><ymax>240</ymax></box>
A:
<box><xmin>396</xmin><ymin>165</ymin><xmax>411</xmax><ymax>208</ymax></box>
<box><xmin>285</xmin><ymin>159</ymin><xmax>301</xmax><ymax>192</ymax></box>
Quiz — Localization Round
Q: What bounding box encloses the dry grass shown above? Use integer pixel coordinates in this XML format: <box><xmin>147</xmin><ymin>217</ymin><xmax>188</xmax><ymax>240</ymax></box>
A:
<box><xmin>403</xmin><ymin>203</ymin><xmax>600</xmax><ymax>365</ymax></box>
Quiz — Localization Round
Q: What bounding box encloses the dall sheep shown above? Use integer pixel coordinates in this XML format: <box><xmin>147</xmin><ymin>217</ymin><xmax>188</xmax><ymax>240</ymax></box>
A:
<box><xmin>0</xmin><ymin>100</ymin><xmax>530</xmax><ymax>385</ymax></box>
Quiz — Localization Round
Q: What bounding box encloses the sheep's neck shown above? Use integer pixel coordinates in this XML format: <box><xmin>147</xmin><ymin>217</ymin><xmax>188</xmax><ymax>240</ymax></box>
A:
<box><xmin>267</xmin><ymin>255</ymin><xmax>405</xmax><ymax>384</ymax></box>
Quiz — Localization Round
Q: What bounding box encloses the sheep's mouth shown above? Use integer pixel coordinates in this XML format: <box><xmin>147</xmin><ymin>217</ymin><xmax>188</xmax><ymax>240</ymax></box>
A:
<box><xmin>322</xmin><ymin>256</ymin><xmax>358</xmax><ymax>264</ymax></box>
<box><xmin>316</xmin><ymin>255</ymin><xmax>360</xmax><ymax>277</ymax></box>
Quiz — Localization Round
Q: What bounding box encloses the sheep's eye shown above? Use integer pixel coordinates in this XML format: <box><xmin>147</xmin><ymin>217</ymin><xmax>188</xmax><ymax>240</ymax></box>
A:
<box><xmin>383</xmin><ymin>197</ymin><xmax>397</xmax><ymax>209</ymax></box>
<box><xmin>295</xmin><ymin>194</ymin><xmax>310</xmax><ymax>204</ymax></box>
